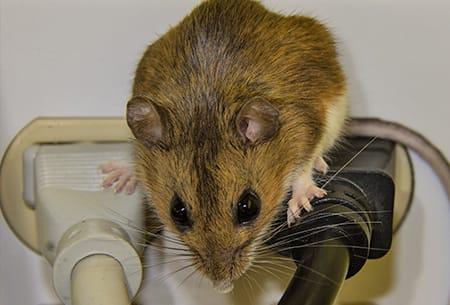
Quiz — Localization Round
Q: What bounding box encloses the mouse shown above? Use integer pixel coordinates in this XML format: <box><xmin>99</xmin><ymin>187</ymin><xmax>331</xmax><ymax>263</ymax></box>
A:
<box><xmin>102</xmin><ymin>0</ymin><xmax>348</xmax><ymax>293</ymax></box>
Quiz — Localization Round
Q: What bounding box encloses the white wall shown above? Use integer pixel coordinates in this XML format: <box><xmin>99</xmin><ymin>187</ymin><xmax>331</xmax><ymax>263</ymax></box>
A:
<box><xmin>1</xmin><ymin>1</ymin><xmax>449</xmax><ymax>305</ymax></box>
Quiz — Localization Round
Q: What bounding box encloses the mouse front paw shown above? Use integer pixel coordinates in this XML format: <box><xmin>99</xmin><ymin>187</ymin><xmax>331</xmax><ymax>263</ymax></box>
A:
<box><xmin>313</xmin><ymin>156</ymin><xmax>329</xmax><ymax>174</ymax></box>
<box><xmin>99</xmin><ymin>161</ymin><xmax>137</xmax><ymax>195</ymax></box>
<box><xmin>287</xmin><ymin>179</ymin><xmax>327</xmax><ymax>226</ymax></box>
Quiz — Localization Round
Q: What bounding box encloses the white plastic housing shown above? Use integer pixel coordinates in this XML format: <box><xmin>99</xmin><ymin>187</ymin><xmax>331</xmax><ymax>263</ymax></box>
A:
<box><xmin>32</xmin><ymin>142</ymin><xmax>144</xmax><ymax>304</ymax></box>
<box><xmin>33</xmin><ymin>143</ymin><xmax>143</xmax><ymax>262</ymax></box>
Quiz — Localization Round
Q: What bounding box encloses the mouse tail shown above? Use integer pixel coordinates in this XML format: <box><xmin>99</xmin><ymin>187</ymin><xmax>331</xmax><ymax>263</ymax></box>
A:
<box><xmin>348</xmin><ymin>117</ymin><xmax>450</xmax><ymax>199</ymax></box>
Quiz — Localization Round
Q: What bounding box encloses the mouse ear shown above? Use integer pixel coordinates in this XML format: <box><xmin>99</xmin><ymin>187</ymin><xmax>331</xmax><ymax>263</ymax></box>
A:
<box><xmin>126</xmin><ymin>96</ymin><xmax>165</xmax><ymax>146</ymax></box>
<box><xmin>235</xmin><ymin>98</ymin><xmax>280</xmax><ymax>145</ymax></box>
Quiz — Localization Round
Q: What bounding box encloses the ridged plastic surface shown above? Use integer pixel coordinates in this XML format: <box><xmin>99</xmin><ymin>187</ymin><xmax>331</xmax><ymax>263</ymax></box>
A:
<box><xmin>34</xmin><ymin>143</ymin><xmax>132</xmax><ymax>193</ymax></box>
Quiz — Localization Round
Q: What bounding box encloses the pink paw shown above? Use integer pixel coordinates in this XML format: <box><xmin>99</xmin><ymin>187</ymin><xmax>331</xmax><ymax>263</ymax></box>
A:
<box><xmin>99</xmin><ymin>161</ymin><xmax>137</xmax><ymax>195</ymax></box>
<box><xmin>287</xmin><ymin>184</ymin><xmax>327</xmax><ymax>226</ymax></box>
<box><xmin>314</xmin><ymin>156</ymin><xmax>329</xmax><ymax>174</ymax></box>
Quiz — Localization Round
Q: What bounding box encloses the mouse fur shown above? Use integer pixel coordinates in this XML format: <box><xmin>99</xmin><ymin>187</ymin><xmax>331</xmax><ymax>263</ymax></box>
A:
<box><xmin>127</xmin><ymin>0</ymin><xmax>347</xmax><ymax>292</ymax></box>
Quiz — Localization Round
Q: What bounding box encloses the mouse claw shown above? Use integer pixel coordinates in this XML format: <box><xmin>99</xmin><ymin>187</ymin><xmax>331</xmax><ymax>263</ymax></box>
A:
<box><xmin>287</xmin><ymin>199</ymin><xmax>301</xmax><ymax>227</ymax></box>
<box><xmin>307</xmin><ymin>185</ymin><xmax>327</xmax><ymax>200</ymax></box>
<box><xmin>287</xmin><ymin>182</ymin><xmax>327</xmax><ymax>226</ymax></box>
<box><xmin>287</xmin><ymin>194</ymin><xmax>312</xmax><ymax>227</ymax></box>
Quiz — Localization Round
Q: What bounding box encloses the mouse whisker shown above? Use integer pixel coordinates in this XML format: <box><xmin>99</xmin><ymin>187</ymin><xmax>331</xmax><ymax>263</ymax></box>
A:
<box><xmin>295</xmin><ymin>208</ymin><xmax>391</xmax><ymax>228</ymax></box>
<box><xmin>141</xmin><ymin>258</ymin><xmax>194</xmax><ymax>270</ymax></box>
<box><xmin>254</xmin><ymin>260</ymin><xmax>336</xmax><ymax>286</ymax></box>
<box><xmin>101</xmin><ymin>206</ymin><xmax>185</xmax><ymax>246</ymax></box>
<box><xmin>147</xmin><ymin>251</ymin><xmax>194</xmax><ymax>259</ymax></box>
<box><xmin>259</xmin><ymin>219</ymin><xmax>382</xmax><ymax>251</ymax></box>
<box><xmin>320</xmin><ymin>136</ymin><xmax>377</xmax><ymax>190</ymax></box>
<box><xmin>295</xmin><ymin>262</ymin><xmax>339</xmax><ymax>285</ymax></box>
<box><xmin>196</xmin><ymin>271</ymin><xmax>205</xmax><ymax>290</ymax></box>
<box><xmin>131</xmin><ymin>226</ymin><xmax>184</xmax><ymax>246</ymax></box>
<box><xmin>276</xmin><ymin>244</ymin><xmax>390</xmax><ymax>252</ymax></box>
<box><xmin>252</xmin><ymin>260</ymin><xmax>306</xmax><ymax>280</ymax></box>
<box><xmin>155</xmin><ymin>262</ymin><xmax>198</xmax><ymax>284</ymax></box>
<box><xmin>176</xmin><ymin>265</ymin><xmax>200</xmax><ymax>289</ymax></box>
<box><xmin>140</xmin><ymin>229</ymin><xmax>186</xmax><ymax>247</ymax></box>
<box><xmin>129</xmin><ymin>263</ymin><xmax>195</xmax><ymax>295</ymax></box>
<box><xmin>119</xmin><ymin>257</ymin><xmax>192</xmax><ymax>278</ymax></box>
<box><xmin>260</xmin><ymin>206</ymin><xmax>386</xmax><ymax>240</ymax></box>
<box><xmin>254</xmin><ymin>219</ymin><xmax>380</xmax><ymax>255</ymax></box>
<box><xmin>252</xmin><ymin>260</ymin><xmax>297</xmax><ymax>272</ymax></box>
<box><xmin>255</xmin><ymin>218</ymin><xmax>290</xmax><ymax>245</ymax></box>
<box><xmin>253</xmin><ymin>252</ymin><xmax>308</xmax><ymax>265</ymax></box>
<box><xmin>254</xmin><ymin>203</ymin><xmax>345</xmax><ymax>246</ymax></box>
<box><xmin>135</xmin><ymin>242</ymin><xmax>192</xmax><ymax>253</ymax></box>
<box><xmin>146</xmin><ymin>234</ymin><xmax>187</xmax><ymax>249</ymax></box>
<box><xmin>267</xmin><ymin>232</ymin><xmax>390</xmax><ymax>255</ymax></box>
<box><xmin>245</xmin><ymin>268</ymin><xmax>265</xmax><ymax>294</ymax></box>
<box><xmin>240</xmin><ymin>272</ymin><xmax>256</xmax><ymax>303</ymax></box>
<box><xmin>249</xmin><ymin>262</ymin><xmax>285</xmax><ymax>282</ymax></box>
<box><xmin>255</xmin><ymin>231</ymin><xmax>362</xmax><ymax>255</ymax></box>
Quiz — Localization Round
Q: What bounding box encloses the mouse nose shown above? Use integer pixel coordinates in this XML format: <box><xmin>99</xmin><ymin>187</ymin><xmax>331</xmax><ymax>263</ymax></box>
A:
<box><xmin>213</xmin><ymin>279</ymin><xmax>234</xmax><ymax>294</ymax></box>
<box><xmin>206</xmin><ymin>255</ymin><xmax>235</xmax><ymax>293</ymax></box>
<box><xmin>199</xmin><ymin>243</ymin><xmax>247</xmax><ymax>290</ymax></box>
<box><xmin>208</xmin><ymin>248</ymin><xmax>234</xmax><ymax>269</ymax></box>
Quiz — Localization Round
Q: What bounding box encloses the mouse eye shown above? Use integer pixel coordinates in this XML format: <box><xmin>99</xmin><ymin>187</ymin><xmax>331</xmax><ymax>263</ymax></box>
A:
<box><xmin>170</xmin><ymin>195</ymin><xmax>192</xmax><ymax>231</ymax></box>
<box><xmin>236</xmin><ymin>189</ymin><xmax>261</xmax><ymax>225</ymax></box>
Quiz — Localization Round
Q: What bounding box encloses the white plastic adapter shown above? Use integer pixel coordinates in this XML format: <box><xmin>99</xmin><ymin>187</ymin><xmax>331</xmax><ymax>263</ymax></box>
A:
<box><xmin>54</xmin><ymin>219</ymin><xmax>140</xmax><ymax>305</ymax></box>
<box><xmin>30</xmin><ymin>142</ymin><xmax>144</xmax><ymax>305</ymax></box>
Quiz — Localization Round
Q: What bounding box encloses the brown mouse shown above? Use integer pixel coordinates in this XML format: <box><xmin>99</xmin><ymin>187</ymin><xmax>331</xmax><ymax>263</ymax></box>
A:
<box><xmin>104</xmin><ymin>0</ymin><xmax>348</xmax><ymax>293</ymax></box>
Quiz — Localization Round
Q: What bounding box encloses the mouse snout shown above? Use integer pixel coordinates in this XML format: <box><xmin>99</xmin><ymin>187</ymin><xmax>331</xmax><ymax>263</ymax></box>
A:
<box><xmin>213</xmin><ymin>279</ymin><xmax>234</xmax><ymax>294</ymax></box>
<box><xmin>197</xmin><ymin>242</ymin><xmax>251</xmax><ymax>293</ymax></box>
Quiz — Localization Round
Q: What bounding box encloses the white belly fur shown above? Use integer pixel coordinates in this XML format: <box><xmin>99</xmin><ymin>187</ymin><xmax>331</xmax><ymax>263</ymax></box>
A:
<box><xmin>318</xmin><ymin>93</ymin><xmax>349</xmax><ymax>156</ymax></box>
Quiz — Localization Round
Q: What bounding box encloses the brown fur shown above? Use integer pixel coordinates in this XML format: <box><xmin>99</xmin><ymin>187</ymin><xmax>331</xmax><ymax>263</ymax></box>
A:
<box><xmin>130</xmin><ymin>0</ymin><xmax>346</xmax><ymax>288</ymax></box>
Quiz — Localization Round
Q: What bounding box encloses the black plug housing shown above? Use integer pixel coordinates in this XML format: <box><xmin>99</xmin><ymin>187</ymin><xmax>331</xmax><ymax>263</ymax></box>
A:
<box><xmin>272</xmin><ymin>137</ymin><xmax>399</xmax><ymax>305</ymax></box>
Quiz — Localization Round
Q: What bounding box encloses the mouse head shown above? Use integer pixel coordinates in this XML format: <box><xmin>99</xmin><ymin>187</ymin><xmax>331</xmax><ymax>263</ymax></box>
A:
<box><xmin>127</xmin><ymin>95</ymin><xmax>319</xmax><ymax>292</ymax></box>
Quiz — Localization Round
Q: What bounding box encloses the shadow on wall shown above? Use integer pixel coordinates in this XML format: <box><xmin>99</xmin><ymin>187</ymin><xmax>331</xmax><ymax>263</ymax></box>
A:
<box><xmin>339</xmin><ymin>41</ymin><xmax>369</xmax><ymax>116</ymax></box>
